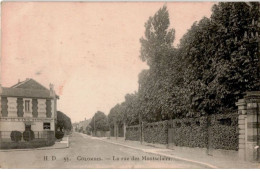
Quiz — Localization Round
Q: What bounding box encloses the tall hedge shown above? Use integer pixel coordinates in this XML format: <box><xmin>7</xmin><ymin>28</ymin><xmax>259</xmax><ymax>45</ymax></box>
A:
<box><xmin>125</xmin><ymin>125</ymin><xmax>140</xmax><ymax>141</ymax></box>
<box><xmin>143</xmin><ymin>121</ymin><xmax>168</xmax><ymax>144</ymax></box>
<box><xmin>168</xmin><ymin>117</ymin><xmax>208</xmax><ymax>148</ymax></box>
<box><xmin>209</xmin><ymin>113</ymin><xmax>239</xmax><ymax>150</ymax></box>
<box><xmin>125</xmin><ymin>113</ymin><xmax>239</xmax><ymax>150</ymax></box>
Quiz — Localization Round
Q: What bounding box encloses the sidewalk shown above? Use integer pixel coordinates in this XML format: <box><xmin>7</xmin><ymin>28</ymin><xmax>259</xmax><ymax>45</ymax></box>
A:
<box><xmin>95</xmin><ymin>136</ymin><xmax>259</xmax><ymax>169</ymax></box>
<box><xmin>0</xmin><ymin>135</ymin><xmax>69</xmax><ymax>152</ymax></box>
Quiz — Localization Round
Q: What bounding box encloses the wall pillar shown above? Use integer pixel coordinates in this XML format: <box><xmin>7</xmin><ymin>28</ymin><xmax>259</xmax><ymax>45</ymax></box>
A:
<box><xmin>236</xmin><ymin>91</ymin><xmax>260</xmax><ymax>162</ymax></box>
<box><xmin>236</xmin><ymin>99</ymin><xmax>247</xmax><ymax>160</ymax></box>
<box><xmin>123</xmin><ymin>122</ymin><xmax>126</xmax><ymax>140</ymax></box>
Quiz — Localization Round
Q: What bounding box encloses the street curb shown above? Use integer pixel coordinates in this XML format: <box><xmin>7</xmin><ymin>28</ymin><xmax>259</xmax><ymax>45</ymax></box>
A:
<box><xmin>90</xmin><ymin>136</ymin><xmax>217</xmax><ymax>169</ymax></box>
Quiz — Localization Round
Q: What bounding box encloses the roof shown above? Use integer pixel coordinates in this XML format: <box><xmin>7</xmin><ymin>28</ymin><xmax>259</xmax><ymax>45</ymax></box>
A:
<box><xmin>1</xmin><ymin>87</ymin><xmax>52</xmax><ymax>98</ymax></box>
<box><xmin>1</xmin><ymin>78</ymin><xmax>59</xmax><ymax>99</ymax></box>
<box><xmin>11</xmin><ymin>78</ymin><xmax>49</xmax><ymax>90</ymax></box>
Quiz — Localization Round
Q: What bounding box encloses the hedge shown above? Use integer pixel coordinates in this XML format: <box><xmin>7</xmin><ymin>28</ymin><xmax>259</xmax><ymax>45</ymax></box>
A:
<box><xmin>23</xmin><ymin>130</ymin><xmax>35</xmax><ymax>141</ymax></box>
<box><xmin>125</xmin><ymin>125</ymin><xmax>139</xmax><ymax>141</ymax></box>
<box><xmin>208</xmin><ymin>113</ymin><xmax>238</xmax><ymax>150</ymax></box>
<box><xmin>168</xmin><ymin>113</ymin><xmax>238</xmax><ymax>150</ymax></box>
<box><xmin>125</xmin><ymin>113</ymin><xmax>238</xmax><ymax>150</ymax></box>
<box><xmin>143</xmin><ymin>121</ymin><xmax>168</xmax><ymax>144</ymax></box>
<box><xmin>0</xmin><ymin>139</ymin><xmax>55</xmax><ymax>149</ymax></box>
<box><xmin>168</xmin><ymin>117</ymin><xmax>207</xmax><ymax>148</ymax></box>
<box><xmin>55</xmin><ymin>131</ymin><xmax>64</xmax><ymax>139</ymax></box>
<box><xmin>10</xmin><ymin>131</ymin><xmax>22</xmax><ymax>142</ymax></box>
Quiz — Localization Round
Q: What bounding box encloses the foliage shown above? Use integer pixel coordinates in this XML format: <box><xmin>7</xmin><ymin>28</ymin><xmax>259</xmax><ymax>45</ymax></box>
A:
<box><xmin>143</xmin><ymin>121</ymin><xmax>168</xmax><ymax>144</ymax></box>
<box><xmin>125</xmin><ymin>125</ymin><xmax>140</xmax><ymax>141</ymax></box>
<box><xmin>138</xmin><ymin>5</ymin><xmax>176</xmax><ymax>122</ymax></box>
<box><xmin>108</xmin><ymin>93</ymin><xmax>140</xmax><ymax>127</ymax></box>
<box><xmin>90</xmin><ymin>111</ymin><xmax>109</xmax><ymax>131</ymax></box>
<box><xmin>208</xmin><ymin>113</ymin><xmax>239</xmax><ymax>150</ymax></box>
<box><xmin>137</xmin><ymin>2</ymin><xmax>260</xmax><ymax>120</ymax></box>
<box><xmin>140</xmin><ymin>5</ymin><xmax>175</xmax><ymax>69</ymax></box>
<box><xmin>124</xmin><ymin>93</ymin><xmax>140</xmax><ymax>125</ymax></box>
<box><xmin>98</xmin><ymin>3</ymin><xmax>260</xmax><ymax>130</ymax></box>
<box><xmin>10</xmin><ymin>131</ymin><xmax>22</xmax><ymax>142</ymax></box>
<box><xmin>56</xmin><ymin>111</ymin><xmax>72</xmax><ymax>132</ymax></box>
<box><xmin>23</xmin><ymin>130</ymin><xmax>35</xmax><ymax>142</ymax></box>
<box><xmin>0</xmin><ymin>139</ymin><xmax>55</xmax><ymax>149</ymax></box>
<box><xmin>108</xmin><ymin>103</ymin><xmax>125</xmax><ymax>128</ymax></box>
<box><xmin>168</xmin><ymin>117</ymin><xmax>208</xmax><ymax>147</ymax></box>
<box><xmin>178</xmin><ymin>2</ymin><xmax>259</xmax><ymax>117</ymax></box>
<box><xmin>55</xmin><ymin>131</ymin><xmax>64</xmax><ymax>139</ymax></box>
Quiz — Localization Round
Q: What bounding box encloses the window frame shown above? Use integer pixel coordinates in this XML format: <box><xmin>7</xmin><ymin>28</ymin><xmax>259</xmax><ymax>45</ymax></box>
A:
<box><xmin>43</xmin><ymin>122</ymin><xmax>51</xmax><ymax>130</ymax></box>
<box><xmin>25</xmin><ymin>100</ymin><xmax>30</xmax><ymax>112</ymax></box>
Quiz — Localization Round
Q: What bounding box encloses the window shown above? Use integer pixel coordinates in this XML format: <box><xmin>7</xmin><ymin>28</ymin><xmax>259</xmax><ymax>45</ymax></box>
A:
<box><xmin>43</xmin><ymin>122</ymin><xmax>51</xmax><ymax>130</ymax></box>
<box><xmin>25</xmin><ymin>100</ymin><xmax>30</xmax><ymax>112</ymax></box>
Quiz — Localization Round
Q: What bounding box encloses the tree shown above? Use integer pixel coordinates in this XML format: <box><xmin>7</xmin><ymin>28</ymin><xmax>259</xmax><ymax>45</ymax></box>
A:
<box><xmin>56</xmin><ymin>111</ymin><xmax>72</xmax><ymax>132</ymax></box>
<box><xmin>178</xmin><ymin>2</ymin><xmax>260</xmax><ymax>116</ymax></box>
<box><xmin>90</xmin><ymin>111</ymin><xmax>109</xmax><ymax>132</ymax></box>
<box><xmin>124</xmin><ymin>93</ymin><xmax>140</xmax><ymax>125</ymax></box>
<box><xmin>108</xmin><ymin>104</ymin><xmax>123</xmax><ymax>128</ymax></box>
<box><xmin>138</xmin><ymin>5</ymin><xmax>176</xmax><ymax>121</ymax></box>
<box><xmin>140</xmin><ymin>5</ymin><xmax>175</xmax><ymax>69</ymax></box>
<box><xmin>106</xmin><ymin>2</ymin><xmax>260</xmax><ymax>125</ymax></box>
<box><xmin>108</xmin><ymin>93</ymin><xmax>140</xmax><ymax>128</ymax></box>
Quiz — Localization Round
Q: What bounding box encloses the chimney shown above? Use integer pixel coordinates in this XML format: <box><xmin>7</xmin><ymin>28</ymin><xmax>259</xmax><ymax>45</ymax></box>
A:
<box><xmin>49</xmin><ymin>83</ymin><xmax>55</xmax><ymax>97</ymax></box>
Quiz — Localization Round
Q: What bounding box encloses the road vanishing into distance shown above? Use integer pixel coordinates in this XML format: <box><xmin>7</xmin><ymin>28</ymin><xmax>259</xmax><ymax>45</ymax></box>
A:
<box><xmin>0</xmin><ymin>132</ymin><xmax>204</xmax><ymax>168</ymax></box>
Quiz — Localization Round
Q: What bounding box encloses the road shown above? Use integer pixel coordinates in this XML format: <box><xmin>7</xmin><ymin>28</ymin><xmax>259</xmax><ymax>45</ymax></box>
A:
<box><xmin>0</xmin><ymin>132</ymin><xmax>204</xmax><ymax>168</ymax></box>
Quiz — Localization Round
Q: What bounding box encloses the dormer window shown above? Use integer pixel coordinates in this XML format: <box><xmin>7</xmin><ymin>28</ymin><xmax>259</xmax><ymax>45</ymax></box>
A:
<box><xmin>25</xmin><ymin>100</ymin><xmax>30</xmax><ymax>112</ymax></box>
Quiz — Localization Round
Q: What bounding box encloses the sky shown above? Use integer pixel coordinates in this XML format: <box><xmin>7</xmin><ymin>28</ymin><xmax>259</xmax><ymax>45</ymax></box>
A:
<box><xmin>1</xmin><ymin>2</ymin><xmax>214</xmax><ymax>123</ymax></box>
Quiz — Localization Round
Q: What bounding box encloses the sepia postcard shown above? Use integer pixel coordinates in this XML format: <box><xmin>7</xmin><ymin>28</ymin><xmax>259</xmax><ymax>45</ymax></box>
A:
<box><xmin>0</xmin><ymin>0</ymin><xmax>260</xmax><ymax>169</ymax></box>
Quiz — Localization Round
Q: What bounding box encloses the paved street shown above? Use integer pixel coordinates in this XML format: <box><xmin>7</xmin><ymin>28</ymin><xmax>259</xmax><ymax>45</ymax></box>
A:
<box><xmin>0</xmin><ymin>132</ymin><xmax>203</xmax><ymax>168</ymax></box>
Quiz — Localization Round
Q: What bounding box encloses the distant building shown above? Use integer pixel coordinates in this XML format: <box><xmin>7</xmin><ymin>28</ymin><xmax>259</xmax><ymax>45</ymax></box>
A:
<box><xmin>0</xmin><ymin>78</ymin><xmax>58</xmax><ymax>144</ymax></box>
<box><xmin>72</xmin><ymin>123</ymin><xmax>79</xmax><ymax>132</ymax></box>
<box><xmin>76</xmin><ymin>118</ymin><xmax>91</xmax><ymax>133</ymax></box>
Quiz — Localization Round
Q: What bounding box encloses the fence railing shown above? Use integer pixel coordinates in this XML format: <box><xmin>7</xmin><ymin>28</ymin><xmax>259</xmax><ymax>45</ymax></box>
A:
<box><xmin>0</xmin><ymin>131</ymin><xmax>54</xmax><ymax>142</ymax></box>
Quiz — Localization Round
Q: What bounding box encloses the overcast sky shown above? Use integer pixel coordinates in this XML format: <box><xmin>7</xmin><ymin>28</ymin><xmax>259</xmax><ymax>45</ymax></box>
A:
<box><xmin>1</xmin><ymin>2</ymin><xmax>214</xmax><ymax>123</ymax></box>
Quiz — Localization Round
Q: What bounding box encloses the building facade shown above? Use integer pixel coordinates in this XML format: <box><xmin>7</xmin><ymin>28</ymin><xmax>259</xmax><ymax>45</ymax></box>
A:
<box><xmin>0</xmin><ymin>78</ymin><xmax>58</xmax><ymax>141</ymax></box>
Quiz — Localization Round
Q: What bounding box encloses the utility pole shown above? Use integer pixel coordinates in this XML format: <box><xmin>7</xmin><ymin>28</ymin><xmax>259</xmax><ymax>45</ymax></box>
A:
<box><xmin>94</xmin><ymin>115</ymin><xmax>96</xmax><ymax>137</ymax></box>
<box><xmin>139</xmin><ymin>114</ymin><xmax>142</xmax><ymax>144</ymax></box>
<box><xmin>255</xmin><ymin>2</ymin><xmax>260</xmax><ymax>161</ymax></box>
<box><xmin>138</xmin><ymin>82</ymin><xmax>143</xmax><ymax>144</ymax></box>
<box><xmin>206</xmin><ymin>114</ymin><xmax>212</xmax><ymax>156</ymax></box>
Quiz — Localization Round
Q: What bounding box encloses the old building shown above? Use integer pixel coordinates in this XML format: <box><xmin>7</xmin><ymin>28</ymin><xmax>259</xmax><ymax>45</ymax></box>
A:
<box><xmin>0</xmin><ymin>78</ymin><xmax>58</xmax><ymax>147</ymax></box>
